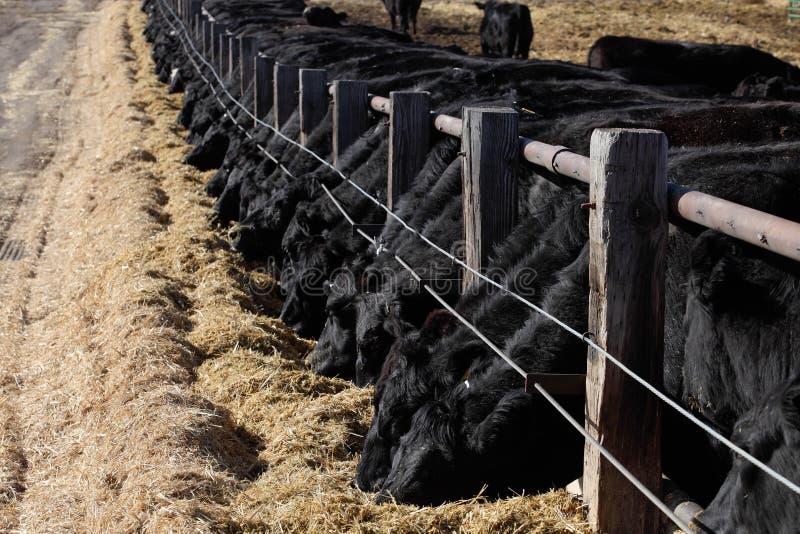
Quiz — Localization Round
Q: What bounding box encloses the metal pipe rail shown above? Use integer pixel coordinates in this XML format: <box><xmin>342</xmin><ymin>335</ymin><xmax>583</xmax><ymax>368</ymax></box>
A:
<box><xmin>340</xmin><ymin>88</ymin><xmax>800</xmax><ymax>264</ymax></box>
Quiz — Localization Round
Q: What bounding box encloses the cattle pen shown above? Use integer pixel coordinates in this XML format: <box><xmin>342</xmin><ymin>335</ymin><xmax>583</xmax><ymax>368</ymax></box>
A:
<box><xmin>158</xmin><ymin>0</ymin><xmax>800</xmax><ymax>531</ymax></box>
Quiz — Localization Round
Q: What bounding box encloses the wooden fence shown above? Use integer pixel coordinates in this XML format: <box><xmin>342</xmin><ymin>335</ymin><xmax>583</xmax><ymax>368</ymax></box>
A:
<box><xmin>169</xmin><ymin>1</ymin><xmax>800</xmax><ymax>531</ymax></box>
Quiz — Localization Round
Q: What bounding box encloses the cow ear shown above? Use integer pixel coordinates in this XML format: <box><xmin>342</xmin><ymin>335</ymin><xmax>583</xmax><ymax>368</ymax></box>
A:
<box><xmin>468</xmin><ymin>390</ymin><xmax>535</xmax><ymax>455</ymax></box>
<box><xmin>474</xmin><ymin>2</ymin><xmax>486</xmax><ymax>10</ymax></box>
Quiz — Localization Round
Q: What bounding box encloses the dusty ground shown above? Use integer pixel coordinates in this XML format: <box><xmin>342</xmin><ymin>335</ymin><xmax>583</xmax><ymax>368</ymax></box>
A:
<box><xmin>0</xmin><ymin>0</ymin><xmax>797</xmax><ymax>532</ymax></box>
<box><xmin>312</xmin><ymin>0</ymin><xmax>800</xmax><ymax>65</ymax></box>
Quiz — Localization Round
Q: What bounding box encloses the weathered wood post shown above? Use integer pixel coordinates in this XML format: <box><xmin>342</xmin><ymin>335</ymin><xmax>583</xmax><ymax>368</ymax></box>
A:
<box><xmin>254</xmin><ymin>55</ymin><xmax>274</xmax><ymax>128</ymax></box>
<box><xmin>218</xmin><ymin>31</ymin><xmax>229</xmax><ymax>78</ymax></box>
<box><xmin>388</xmin><ymin>91</ymin><xmax>431</xmax><ymax>210</ymax></box>
<box><xmin>274</xmin><ymin>64</ymin><xmax>300</xmax><ymax>130</ymax></box>
<box><xmin>332</xmin><ymin>80</ymin><xmax>369</xmax><ymax>167</ymax></box>
<box><xmin>239</xmin><ymin>36</ymin><xmax>256</xmax><ymax>100</ymax></box>
<box><xmin>194</xmin><ymin>13</ymin><xmax>200</xmax><ymax>42</ymax></box>
<box><xmin>583</xmin><ymin>128</ymin><xmax>668</xmax><ymax>534</ymax></box>
<box><xmin>228</xmin><ymin>33</ymin><xmax>240</xmax><ymax>88</ymax></box>
<box><xmin>299</xmin><ymin>69</ymin><xmax>328</xmax><ymax>146</ymax></box>
<box><xmin>202</xmin><ymin>18</ymin><xmax>212</xmax><ymax>59</ymax></box>
<box><xmin>189</xmin><ymin>0</ymin><xmax>202</xmax><ymax>39</ymax></box>
<box><xmin>211</xmin><ymin>22</ymin><xmax>222</xmax><ymax>65</ymax></box>
<box><xmin>460</xmin><ymin>107</ymin><xmax>519</xmax><ymax>289</ymax></box>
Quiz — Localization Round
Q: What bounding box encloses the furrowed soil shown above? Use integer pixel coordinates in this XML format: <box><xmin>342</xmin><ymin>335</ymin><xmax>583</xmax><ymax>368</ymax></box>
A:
<box><xmin>0</xmin><ymin>0</ymin><xmax>796</xmax><ymax>532</ymax></box>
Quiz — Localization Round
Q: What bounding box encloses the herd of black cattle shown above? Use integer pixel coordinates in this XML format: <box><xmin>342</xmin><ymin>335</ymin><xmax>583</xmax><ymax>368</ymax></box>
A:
<box><xmin>143</xmin><ymin>0</ymin><xmax>800</xmax><ymax>531</ymax></box>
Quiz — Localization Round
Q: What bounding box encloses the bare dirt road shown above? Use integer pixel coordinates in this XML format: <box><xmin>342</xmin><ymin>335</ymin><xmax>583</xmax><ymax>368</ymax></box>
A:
<box><xmin>0</xmin><ymin>0</ymin><xmax>100</xmax><ymax>256</ymax></box>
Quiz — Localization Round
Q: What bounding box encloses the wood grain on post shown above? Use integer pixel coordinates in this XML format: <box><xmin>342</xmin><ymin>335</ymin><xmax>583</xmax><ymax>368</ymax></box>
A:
<box><xmin>461</xmin><ymin>107</ymin><xmax>519</xmax><ymax>290</ymax></box>
<box><xmin>211</xmin><ymin>23</ymin><xmax>222</xmax><ymax>64</ymax></box>
<box><xmin>254</xmin><ymin>55</ymin><xmax>274</xmax><ymax>128</ymax></box>
<box><xmin>299</xmin><ymin>69</ymin><xmax>328</xmax><ymax>146</ymax></box>
<box><xmin>189</xmin><ymin>0</ymin><xmax>202</xmax><ymax>38</ymax></box>
<box><xmin>218</xmin><ymin>30</ymin><xmax>229</xmax><ymax>77</ymax></box>
<box><xmin>202</xmin><ymin>19</ymin><xmax>212</xmax><ymax>58</ymax></box>
<box><xmin>239</xmin><ymin>37</ymin><xmax>256</xmax><ymax>99</ymax></box>
<box><xmin>389</xmin><ymin>91</ymin><xmax>431</xmax><ymax>210</ymax></box>
<box><xmin>333</xmin><ymin>80</ymin><xmax>369</xmax><ymax>167</ymax></box>
<box><xmin>583</xmin><ymin>128</ymin><xmax>668</xmax><ymax>534</ymax></box>
<box><xmin>274</xmin><ymin>64</ymin><xmax>300</xmax><ymax>130</ymax></box>
<box><xmin>228</xmin><ymin>34</ymin><xmax>240</xmax><ymax>88</ymax></box>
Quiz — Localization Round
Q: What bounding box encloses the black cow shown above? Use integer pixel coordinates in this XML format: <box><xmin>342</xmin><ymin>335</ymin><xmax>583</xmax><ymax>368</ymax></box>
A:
<box><xmin>700</xmin><ymin>374</ymin><xmax>800</xmax><ymax>533</ymax></box>
<box><xmin>357</xmin><ymin>190</ymin><xmax>590</xmax><ymax>493</ymax></box>
<box><xmin>303</xmin><ymin>6</ymin><xmax>347</xmax><ymax>27</ymax></box>
<box><xmin>383</xmin><ymin>0</ymin><xmax>421</xmax><ymax>34</ymax></box>
<box><xmin>588</xmin><ymin>35</ymin><xmax>800</xmax><ymax>93</ymax></box>
<box><xmin>475</xmin><ymin>1</ymin><xmax>533</xmax><ymax>59</ymax></box>
<box><xmin>375</xmin><ymin>245</ymin><xmax>590</xmax><ymax>504</ymax></box>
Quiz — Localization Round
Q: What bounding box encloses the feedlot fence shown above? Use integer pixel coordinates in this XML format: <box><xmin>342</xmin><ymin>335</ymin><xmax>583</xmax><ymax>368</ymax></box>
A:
<box><xmin>156</xmin><ymin>0</ymin><xmax>800</xmax><ymax>531</ymax></box>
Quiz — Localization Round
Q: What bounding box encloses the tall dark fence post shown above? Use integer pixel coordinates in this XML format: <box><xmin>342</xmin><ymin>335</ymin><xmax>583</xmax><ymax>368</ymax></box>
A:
<box><xmin>202</xmin><ymin>18</ymin><xmax>211</xmax><ymax>59</ymax></box>
<box><xmin>239</xmin><ymin>37</ymin><xmax>256</xmax><ymax>99</ymax></box>
<box><xmin>388</xmin><ymin>91</ymin><xmax>431</xmax><ymax>210</ymax></box>
<box><xmin>299</xmin><ymin>69</ymin><xmax>328</xmax><ymax>146</ymax></box>
<box><xmin>211</xmin><ymin>23</ymin><xmax>222</xmax><ymax>70</ymax></box>
<box><xmin>218</xmin><ymin>31</ymin><xmax>229</xmax><ymax>78</ymax></box>
<box><xmin>460</xmin><ymin>107</ymin><xmax>519</xmax><ymax>290</ymax></box>
<box><xmin>332</xmin><ymin>80</ymin><xmax>368</xmax><ymax>167</ymax></box>
<box><xmin>583</xmin><ymin>128</ymin><xmax>668</xmax><ymax>534</ymax></box>
<box><xmin>274</xmin><ymin>64</ymin><xmax>299</xmax><ymax>130</ymax></box>
<box><xmin>254</xmin><ymin>55</ymin><xmax>274</xmax><ymax>128</ymax></box>
<box><xmin>228</xmin><ymin>33</ymin><xmax>240</xmax><ymax>89</ymax></box>
<box><xmin>189</xmin><ymin>0</ymin><xmax>201</xmax><ymax>39</ymax></box>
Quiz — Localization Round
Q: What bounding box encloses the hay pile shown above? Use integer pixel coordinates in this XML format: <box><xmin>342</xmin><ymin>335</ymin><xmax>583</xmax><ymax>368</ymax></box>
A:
<box><xmin>312</xmin><ymin>0</ymin><xmax>800</xmax><ymax>65</ymax></box>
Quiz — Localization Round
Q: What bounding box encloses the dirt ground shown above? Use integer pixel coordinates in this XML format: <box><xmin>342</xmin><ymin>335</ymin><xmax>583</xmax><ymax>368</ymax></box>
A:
<box><xmin>0</xmin><ymin>0</ymin><xmax>797</xmax><ymax>532</ymax></box>
<box><xmin>312</xmin><ymin>0</ymin><xmax>800</xmax><ymax>65</ymax></box>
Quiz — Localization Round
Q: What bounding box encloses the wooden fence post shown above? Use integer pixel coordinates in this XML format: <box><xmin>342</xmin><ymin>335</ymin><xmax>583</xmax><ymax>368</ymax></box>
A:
<box><xmin>274</xmin><ymin>64</ymin><xmax>300</xmax><ymax>130</ymax></box>
<box><xmin>218</xmin><ymin>31</ymin><xmax>229</xmax><ymax>78</ymax></box>
<box><xmin>189</xmin><ymin>0</ymin><xmax>201</xmax><ymax>38</ymax></box>
<box><xmin>228</xmin><ymin>33</ymin><xmax>240</xmax><ymax>88</ymax></box>
<box><xmin>202</xmin><ymin>19</ymin><xmax>211</xmax><ymax>59</ymax></box>
<box><xmin>239</xmin><ymin>37</ymin><xmax>256</xmax><ymax>99</ymax></box>
<box><xmin>299</xmin><ymin>69</ymin><xmax>328</xmax><ymax>146</ymax></box>
<box><xmin>583</xmin><ymin>128</ymin><xmax>668</xmax><ymax>534</ymax></box>
<box><xmin>389</xmin><ymin>91</ymin><xmax>431</xmax><ymax>210</ymax></box>
<box><xmin>211</xmin><ymin>22</ymin><xmax>222</xmax><ymax>65</ymax></box>
<box><xmin>333</xmin><ymin>80</ymin><xmax>369</xmax><ymax>167</ymax></box>
<box><xmin>254</xmin><ymin>55</ymin><xmax>274</xmax><ymax>128</ymax></box>
<box><xmin>460</xmin><ymin>107</ymin><xmax>519</xmax><ymax>289</ymax></box>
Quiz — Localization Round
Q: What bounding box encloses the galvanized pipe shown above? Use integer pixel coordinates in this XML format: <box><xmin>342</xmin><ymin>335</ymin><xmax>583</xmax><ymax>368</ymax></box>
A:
<box><xmin>669</xmin><ymin>184</ymin><xmax>800</xmax><ymax>262</ymax></box>
<box><xmin>319</xmin><ymin>89</ymin><xmax>800</xmax><ymax>263</ymax></box>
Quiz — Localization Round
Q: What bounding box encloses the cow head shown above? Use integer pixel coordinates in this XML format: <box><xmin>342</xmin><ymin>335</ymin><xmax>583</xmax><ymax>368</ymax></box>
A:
<box><xmin>356</xmin><ymin>329</ymin><xmax>435</xmax><ymax>492</ymax></box>
<box><xmin>279</xmin><ymin>236</ymin><xmax>342</xmax><ymax>338</ymax></box>
<box><xmin>354</xmin><ymin>292</ymin><xmax>405</xmax><ymax>387</ymax></box>
<box><xmin>700</xmin><ymin>375</ymin><xmax>800</xmax><ymax>533</ymax></box>
<box><xmin>307</xmin><ymin>271</ymin><xmax>359</xmax><ymax>380</ymax></box>
<box><xmin>230</xmin><ymin>186</ymin><xmax>300</xmax><ymax>261</ymax></box>
<box><xmin>375</xmin><ymin>400</ymin><xmax>468</xmax><ymax>505</ymax></box>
